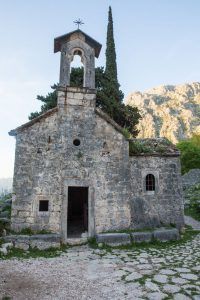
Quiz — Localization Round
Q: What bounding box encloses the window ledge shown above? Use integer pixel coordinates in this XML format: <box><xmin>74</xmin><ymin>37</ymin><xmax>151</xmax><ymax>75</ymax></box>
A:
<box><xmin>146</xmin><ymin>191</ymin><xmax>155</xmax><ymax>195</ymax></box>
<box><xmin>38</xmin><ymin>212</ymin><xmax>50</xmax><ymax>216</ymax></box>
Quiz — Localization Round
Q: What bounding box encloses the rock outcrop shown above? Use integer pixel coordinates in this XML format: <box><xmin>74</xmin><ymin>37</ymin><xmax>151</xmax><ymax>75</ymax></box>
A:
<box><xmin>126</xmin><ymin>82</ymin><xmax>200</xmax><ymax>144</ymax></box>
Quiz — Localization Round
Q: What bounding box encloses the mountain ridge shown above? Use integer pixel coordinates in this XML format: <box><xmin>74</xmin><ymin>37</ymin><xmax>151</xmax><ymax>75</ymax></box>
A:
<box><xmin>126</xmin><ymin>82</ymin><xmax>200</xmax><ymax>143</ymax></box>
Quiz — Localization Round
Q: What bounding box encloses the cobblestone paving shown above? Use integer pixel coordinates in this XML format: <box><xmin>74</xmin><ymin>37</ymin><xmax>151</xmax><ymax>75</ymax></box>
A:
<box><xmin>0</xmin><ymin>234</ymin><xmax>200</xmax><ymax>300</ymax></box>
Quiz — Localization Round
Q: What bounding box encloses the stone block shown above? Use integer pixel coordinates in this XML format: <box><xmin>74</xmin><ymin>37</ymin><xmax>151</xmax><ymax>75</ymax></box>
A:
<box><xmin>83</xmin><ymin>94</ymin><xmax>96</xmax><ymax>101</ymax></box>
<box><xmin>18</xmin><ymin>211</ymin><xmax>31</xmax><ymax>217</ymax></box>
<box><xmin>29</xmin><ymin>234</ymin><xmax>61</xmax><ymax>242</ymax></box>
<box><xmin>29</xmin><ymin>234</ymin><xmax>61</xmax><ymax>249</ymax></box>
<box><xmin>2</xmin><ymin>242</ymin><xmax>13</xmax><ymax>249</ymax></box>
<box><xmin>96</xmin><ymin>233</ymin><xmax>131</xmax><ymax>246</ymax></box>
<box><xmin>4</xmin><ymin>234</ymin><xmax>29</xmax><ymax>242</ymax></box>
<box><xmin>0</xmin><ymin>247</ymin><xmax>8</xmax><ymax>255</ymax></box>
<box><xmin>74</xmin><ymin>93</ymin><xmax>83</xmax><ymax>100</ymax></box>
<box><xmin>25</xmin><ymin>217</ymin><xmax>34</xmax><ymax>223</ymax></box>
<box><xmin>15</xmin><ymin>240</ymin><xmax>30</xmax><ymax>251</ymax></box>
<box><xmin>11</xmin><ymin>209</ymin><xmax>18</xmax><ymax>217</ymax></box>
<box><xmin>30</xmin><ymin>240</ymin><xmax>60</xmax><ymax>250</ymax></box>
<box><xmin>153</xmin><ymin>228</ymin><xmax>180</xmax><ymax>242</ymax></box>
<box><xmin>67</xmin><ymin>98</ymin><xmax>83</xmax><ymax>106</ymax></box>
<box><xmin>4</xmin><ymin>234</ymin><xmax>61</xmax><ymax>251</ymax></box>
<box><xmin>131</xmin><ymin>231</ymin><xmax>153</xmax><ymax>243</ymax></box>
<box><xmin>66</xmin><ymin>92</ymin><xmax>74</xmax><ymax>99</ymax></box>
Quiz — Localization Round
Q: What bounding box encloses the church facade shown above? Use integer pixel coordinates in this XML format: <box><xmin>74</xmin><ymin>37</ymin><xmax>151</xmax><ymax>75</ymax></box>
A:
<box><xmin>9</xmin><ymin>30</ymin><xmax>184</xmax><ymax>242</ymax></box>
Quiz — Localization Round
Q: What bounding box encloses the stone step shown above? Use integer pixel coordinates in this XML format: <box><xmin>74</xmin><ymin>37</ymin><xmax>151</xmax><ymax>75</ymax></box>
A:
<box><xmin>66</xmin><ymin>238</ymin><xmax>88</xmax><ymax>246</ymax></box>
<box><xmin>96</xmin><ymin>228</ymin><xmax>180</xmax><ymax>246</ymax></box>
<box><xmin>153</xmin><ymin>228</ymin><xmax>180</xmax><ymax>241</ymax></box>
<box><xmin>3</xmin><ymin>234</ymin><xmax>61</xmax><ymax>250</ymax></box>
<box><xmin>96</xmin><ymin>233</ymin><xmax>131</xmax><ymax>246</ymax></box>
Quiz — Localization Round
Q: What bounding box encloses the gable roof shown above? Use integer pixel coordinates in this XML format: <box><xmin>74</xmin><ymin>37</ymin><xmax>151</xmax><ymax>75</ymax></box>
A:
<box><xmin>54</xmin><ymin>29</ymin><xmax>102</xmax><ymax>58</ymax></box>
<box><xmin>9</xmin><ymin>106</ymin><xmax>179</xmax><ymax>157</ymax></box>
<box><xmin>95</xmin><ymin>108</ymin><xmax>125</xmax><ymax>135</ymax></box>
<box><xmin>8</xmin><ymin>107</ymin><xmax>58</xmax><ymax>136</ymax></box>
<box><xmin>8</xmin><ymin>107</ymin><xmax>124</xmax><ymax>137</ymax></box>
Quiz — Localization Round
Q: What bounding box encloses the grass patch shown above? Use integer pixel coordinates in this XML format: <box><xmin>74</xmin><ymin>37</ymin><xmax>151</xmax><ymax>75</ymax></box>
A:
<box><xmin>10</xmin><ymin>228</ymin><xmax>53</xmax><ymax>235</ymax></box>
<box><xmin>135</xmin><ymin>274</ymin><xmax>151</xmax><ymax>285</ymax></box>
<box><xmin>122</xmin><ymin>128</ymin><xmax>132</xmax><ymax>139</ymax></box>
<box><xmin>88</xmin><ymin>229</ymin><xmax>200</xmax><ymax>251</ymax></box>
<box><xmin>0</xmin><ymin>244</ymin><xmax>68</xmax><ymax>260</ymax></box>
<box><xmin>129</xmin><ymin>140</ymin><xmax>152</xmax><ymax>155</ymax></box>
<box><xmin>129</xmin><ymin>138</ymin><xmax>175</xmax><ymax>156</ymax></box>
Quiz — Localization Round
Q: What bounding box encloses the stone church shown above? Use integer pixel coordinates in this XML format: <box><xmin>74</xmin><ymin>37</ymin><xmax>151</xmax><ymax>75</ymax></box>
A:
<box><xmin>9</xmin><ymin>29</ymin><xmax>184</xmax><ymax>242</ymax></box>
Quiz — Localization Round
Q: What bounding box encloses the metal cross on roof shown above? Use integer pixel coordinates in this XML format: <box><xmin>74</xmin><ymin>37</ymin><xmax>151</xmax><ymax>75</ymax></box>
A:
<box><xmin>73</xmin><ymin>18</ymin><xmax>84</xmax><ymax>29</ymax></box>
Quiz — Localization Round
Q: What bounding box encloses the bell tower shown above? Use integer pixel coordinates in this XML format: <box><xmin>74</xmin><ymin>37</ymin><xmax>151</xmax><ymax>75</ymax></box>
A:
<box><xmin>54</xmin><ymin>29</ymin><xmax>102</xmax><ymax>89</ymax></box>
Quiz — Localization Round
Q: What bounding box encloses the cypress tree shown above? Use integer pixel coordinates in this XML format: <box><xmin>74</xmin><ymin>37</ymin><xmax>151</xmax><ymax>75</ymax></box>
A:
<box><xmin>105</xmin><ymin>6</ymin><xmax>118</xmax><ymax>84</ymax></box>
<box><xmin>105</xmin><ymin>6</ymin><xmax>123</xmax><ymax>103</ymax></box>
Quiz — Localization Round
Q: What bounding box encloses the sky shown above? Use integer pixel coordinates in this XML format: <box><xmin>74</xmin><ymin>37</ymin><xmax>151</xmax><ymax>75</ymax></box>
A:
<box><xmin>1</xmin><ymin>0</ymin><xmax>200</xmax><ymax>178</ymax></box>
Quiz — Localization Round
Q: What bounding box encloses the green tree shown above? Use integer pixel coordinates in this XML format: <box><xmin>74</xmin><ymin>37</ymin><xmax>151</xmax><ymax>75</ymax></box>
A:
<box><xmin>29</xmin><ymin>84</ymin><xmax>57</xmax><ymax>120</ymax></box>
<box><xmin>105</xmin><ymin>6</ymin><xmax>123</xmax><ymax>103</ymax></box>
<box><xmin>96</xmin><ymin>6</ymin><xmax>140</xmax><ymax>134</ymax></box>
<box><xmin>29</xmin><ymin>67</ymin><xmax>140</xmax><ymax>136</ymax></box>
<box><xmin>177</xmin><ymin>134</ymin><xmax>200</xmax><ymax>174</ymax></box>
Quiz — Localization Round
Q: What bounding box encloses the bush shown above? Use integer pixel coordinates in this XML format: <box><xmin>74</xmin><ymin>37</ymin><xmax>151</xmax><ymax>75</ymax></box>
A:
<box><xmin>0</xmin><ymin>219</ymin><xmax>10</xmax><ymax>236</ymax></box>
<box><xmin>29</xmin><ymin>67</ymin><xmax>141</xmax><ymax>137</ymax></box>
<box><xmin>129</xmin><ymin>141</ymin><xmax>151</xmax><ymax>155</ymax></box>
<box><xmin>184</xmin><ymin>184</ymin><xmax>200</xmax><ymax>221</ymax></box>
<box><xmin>177</xmin><ymin>134</ymin><xmax>200</xmax><ymax>174</ymax></box>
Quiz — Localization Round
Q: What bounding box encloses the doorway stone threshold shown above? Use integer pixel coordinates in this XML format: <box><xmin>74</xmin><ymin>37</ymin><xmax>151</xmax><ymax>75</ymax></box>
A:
<box><xmin>66</xmin><ymin>237</ymin><xmax>88</xmax><ymax>246</ymax></box>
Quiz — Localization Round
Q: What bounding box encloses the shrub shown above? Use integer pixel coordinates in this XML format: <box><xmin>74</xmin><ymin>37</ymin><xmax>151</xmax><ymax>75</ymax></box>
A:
<box><xmin>129</xmin><ymin>141</ymin><xmax>151</xmax><ymax>155</ymax></box>
<box><xmin>177</xmin><ymin>134</ymin><xmax>200</xmax><ymax>174</ymax></box>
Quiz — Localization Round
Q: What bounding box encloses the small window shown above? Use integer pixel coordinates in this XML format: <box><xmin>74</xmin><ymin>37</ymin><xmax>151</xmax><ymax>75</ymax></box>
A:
<box><xmin>73</xmin><ymin>139</ymin><xmax>81</xmax><ymax>146</ymax></box>
<box><xmin>146</xmin><ymin>174</ymin><xmax>155</xmax><ymax>191</ymax></box>
<box><xmin>39</xmin><ymin>200</ymin><xmax>49</xmax><ymax>212</ymax></box>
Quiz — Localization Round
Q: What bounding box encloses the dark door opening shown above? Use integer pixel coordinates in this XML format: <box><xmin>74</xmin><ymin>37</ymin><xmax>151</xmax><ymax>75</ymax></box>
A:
<box><xmin>67</xmin><ymin>186</ymin><xmax>88</xmax><ymax>238</ymax></box>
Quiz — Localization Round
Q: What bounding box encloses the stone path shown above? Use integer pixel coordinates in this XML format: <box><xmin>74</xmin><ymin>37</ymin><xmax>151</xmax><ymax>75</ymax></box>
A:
<box><xmin>0</xmin><ymin>233</ymin><xmax>200</xmax><ymax>300</ymax></box>
<box><xmin>184</xmin><ymin>215</ymin><xmax>200</xmax><ymax>230</ymax></box>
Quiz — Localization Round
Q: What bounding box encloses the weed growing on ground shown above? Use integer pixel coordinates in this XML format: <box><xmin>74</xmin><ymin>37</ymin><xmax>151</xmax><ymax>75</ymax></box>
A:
<box><xmin>135</xmin><ymin>274</ymin><xmax>151</xmax><ymax>285</ymax></box>
<box><xmin>0</xmin><ymin>244</ymin><xmax>68</xmax><ymax>260</ymax></box>
<box><xmin>10</xmin><ymin>228</ymin><xmax>53</xmax><ymax>235</ymax></box>
<box><xmin>88</xmin><ymin>229</ymin><xmax>200</xmax><ymax>251</ymax></box>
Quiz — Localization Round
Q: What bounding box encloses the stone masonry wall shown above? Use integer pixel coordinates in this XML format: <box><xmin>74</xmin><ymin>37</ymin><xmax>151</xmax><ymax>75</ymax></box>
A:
<box><xmin>11</xmin><ymin>87</ymin><xmax>184</xmax><ymax>237</ymax></box>
<box><xmin>130</xmin><ymin>156</ymin><xmax>185</xmax><ymax>229</ymax></box>
<box><xmin>11</xmin><ymin>87</ymin><xmax>131</xmax><ymax>238</ymax></box>
<box><xmin>57</xmin><ymin>87</ymin><xmax>131</xmax><ymax>239</ymax></box>
<box><xmin>12</xmin><ymin>112</ymin><xmax>62</xmax><ymax>232</ymax></box>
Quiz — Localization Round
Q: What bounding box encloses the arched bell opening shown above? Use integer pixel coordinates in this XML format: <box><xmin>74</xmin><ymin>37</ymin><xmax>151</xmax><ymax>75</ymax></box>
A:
<box><xmin>69</xmin><ymin>48</ymin><xmax>86</xmax><ymax>87</ymax></box>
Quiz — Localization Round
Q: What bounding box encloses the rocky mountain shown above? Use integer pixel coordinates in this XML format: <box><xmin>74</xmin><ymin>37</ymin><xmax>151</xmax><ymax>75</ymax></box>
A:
<box><xmin>125</xmin><ymin>82</ymin><xmax>200</xmax><ymax>144</ymax></box>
